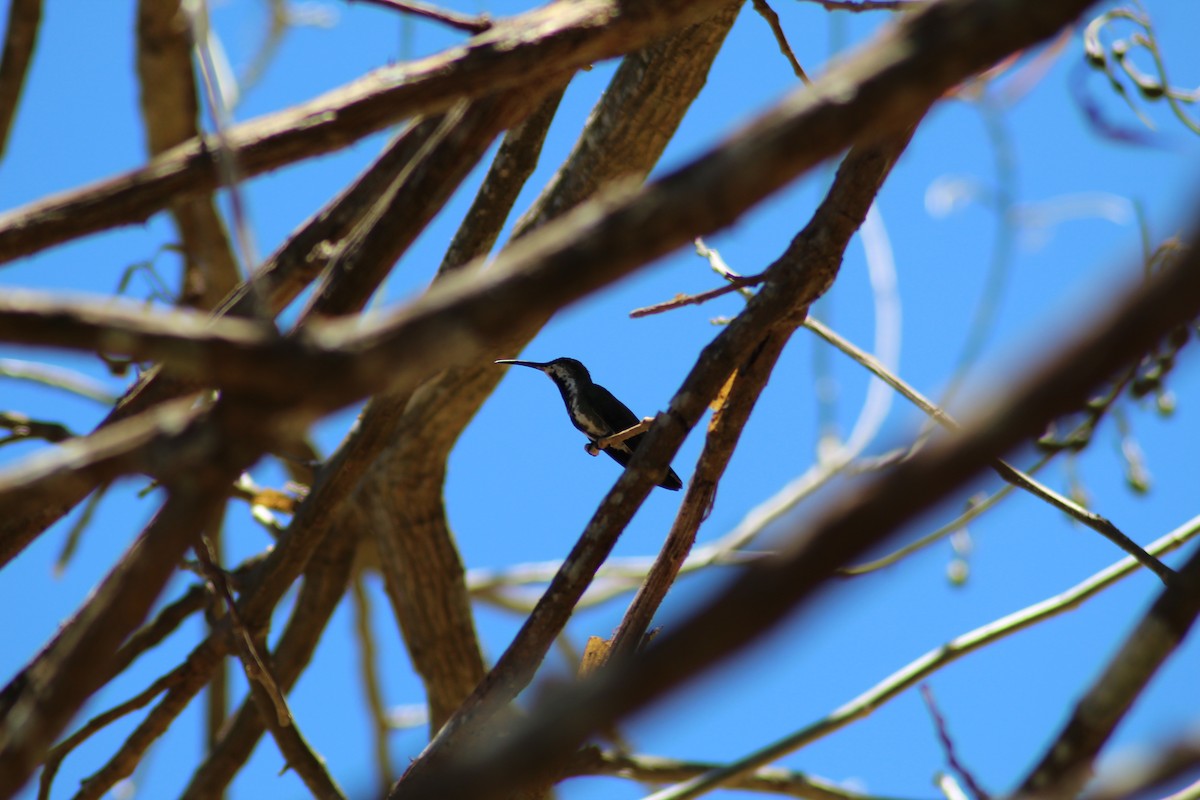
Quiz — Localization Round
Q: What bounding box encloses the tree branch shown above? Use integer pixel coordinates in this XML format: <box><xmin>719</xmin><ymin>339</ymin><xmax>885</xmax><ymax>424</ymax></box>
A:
<box><xmin>0</xmin><ymin>0</ymin><xmax>737</xmax><ymax>263</ymax></box>
<box><xmin>1017</xmin><ymin>541</ymin><xmax>1200</xmax><ymax>798</ymax></box>
<box><xmin>0</xmin><ymin>0</ymin><xmax>40</xmax><ymax>161</ymax></box>
<box><xmin>386</xmin><ymin>179</ymin><xmax>1200</xmax><ymax>800</ymax></box>
<box><xmin>801</xmin><ymin>316</ymin><xmax>1175</xmax><ymax>583</ymax></box>
<box><xmin>136</xmin><ymin>0</ymin><xmax>241</xmax><ymax>311</ymax></box>
<box><xmin>346</xmin><ymin>0</ymin><xmax>492</xmax><ymax>34</ymax></box>
<box><xmin>567</xmin><ymin>747</ymin><xmax>910</xmax><ymax>800</ymax></box>
<box><xmin>0</xmin><ymin>485</ymin><xmax>232</xmax><ymax>797</ymax></box>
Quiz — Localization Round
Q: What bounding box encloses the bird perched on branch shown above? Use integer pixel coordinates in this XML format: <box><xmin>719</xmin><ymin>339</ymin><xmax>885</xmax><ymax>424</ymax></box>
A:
<box><xmin>495</xmin><ymin>357</ymin><xmax>683</xmax><ymax>491</ymax></box>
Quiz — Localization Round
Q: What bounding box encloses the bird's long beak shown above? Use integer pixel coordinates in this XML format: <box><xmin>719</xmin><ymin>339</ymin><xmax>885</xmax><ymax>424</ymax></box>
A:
<box><xmin>495</xmin><ymin>359</ymin><xmax>549</xmax><ymax>370</ymax></box>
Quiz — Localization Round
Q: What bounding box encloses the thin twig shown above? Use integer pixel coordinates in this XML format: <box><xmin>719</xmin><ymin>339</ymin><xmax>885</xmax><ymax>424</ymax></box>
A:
<box><xmin>568</xmin><ymin>747</ymin><xmax>919</xmax><ymax>800</ymax></box>
<box><xmin>798</xmin><ymin>0</ymin><xmax>921</xmax><ymax>10</ymax></box>
<box><xmin>0</xmin><ymin>358</ymin><xmax>115</xmax><ymax>403</ymax></box>
<box><xmin>752</xmin><ymin>0</ymin><xmax>810</xmax><ymax>83</ymax></box>
<box><xmin>38</xmin><ymin>666</ymin><xmax>186</xmax><ymax>800</ymax></box>
<box><xmin>352</xmin><ymin>575</ymin><xmax>394</xmax><ymax>797</ymax></box>
<box><xmin>920</xmin><ymin>685</ymin><xmax>990</xmax><ymax>800</ymax></box>
<box><xmin>0</xmin><ymin>410</ymin><xmax>74</xmax><ymax>444</ymax></box>
<box><xmin>802</xmin><ymin>316</ymin><xmax>1175</xmax><ymax>584</ymax></box>
<box><xmin>347</xmin><ymin>0</ymin><xmax>492</xmax><ymax>34</ymax></box>
<box><xmin>54</xmin><ymin>483</ymin><xmax>109</xmax><ymax>575</ymax></box>
<box><xmin>630</xmin><ymin>274</ymin><xmax>765</xmax><ymax>317</ymax></box>
<box><xmin>840</xmin><ymin>473</ymin><xmax>1025</xmax><ymax>574</ymax></box>
<box><xmin>1017</xmin><ymin>537</ymin><xmax>1200</xmax><ymax>797</ymax></box>
<box><xmin>609</xmin><ymin>333</ymin><xmax>788</xmax><ymax>660</ymax></box>
<box><xmin>644</xmin><ymin>513</ymin><xmax>1200</xmax><ymax>800</ymax></box>
<box><xmin>0</xmin><ymin>0</ymin><xmax>41</xmax><ymax>161</ymax></box>
<box><xmin>185</xmin><ymin>0</ymin><xmax>263</xmax><ymax>315</ymax></box>
<box><xmin>193</xmin><ymin>534</ymin><xmax>291</xmax><ymax>728</ymax></box>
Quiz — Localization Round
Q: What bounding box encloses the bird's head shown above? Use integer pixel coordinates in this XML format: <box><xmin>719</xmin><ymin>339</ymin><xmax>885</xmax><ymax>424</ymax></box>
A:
<box><xmin>495</xmin><ymin>357</ymin><xmax>592</xmax><ymax>386</ymax></box>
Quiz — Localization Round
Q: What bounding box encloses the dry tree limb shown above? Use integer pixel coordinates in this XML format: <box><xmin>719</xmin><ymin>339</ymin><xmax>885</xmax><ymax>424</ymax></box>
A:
<box><xmin>439</xmin><ymin>88</ymin><xmax>568</xmax><ymax>273</ymax></box>
<box><xmin>609</xmin><ymin>332</ymin><xmax>789</xmax><ymax>659</ymax></box>
<box><xmin>297</xmin><ymin>87</ymin><xmax>558</xmax><ymax>321</ymax></box>
<box><xmin>1016</xmin><ymin>541</ymin><xmax>1200</xmax><ymax>798</ymax></box>
<box><xmin>347</xmin><ymin>0</ymin><xmax>493</xmax><ymax>34</ymax></box>
<box><xmin>0</xmin><ymin>484</ymin><xmax>233</xmax><ymax>797</ymax></box>
<box><xmin>582</xmin><ymin>515</ymin><xmax>1200</xmax><ymax>800</ymax></box>
<box><xmin>801</xmin><ymin>316</ymin><xmax>1175</xmax><ymax>582</ymax></box>
<box><xmin>359</xmin><ymin>1</ymin><xmax>743</xmax><ymax>731</ymax></box>
<box><xmin>0</xmin><ymin>0</ymin><xmax>40</xmax><ymax>161</ymax></box>
<box><xmin>0</xmin><ymin>357</ymin><xmax>115</xmax><ymax>403</ymax></box>
<box><xmin>752</xmin><ymin>0</ymin><xmax>810</xmax><ymax>83</ymax></box>
<box><xmin>630</xmin><ymin>273</ymin><xmax>765</xmax><ymax>317</ymax></box>
<box><xmin>0</xmin><ymin>397</ymin><xmax>205</xmax><ymax>568</ymax></box>
<box><xmin>402</xmin><ymin>126</ymin><xmax>915</xmax><ymax>797</ymax></box>
<box><xmin>566</xmin><ymin>747</ymin><xmax>905</xmax><ymax>800</ymax></box>
<box><xmin>609</xmin><ymin>132</ymin><xmax>913</xmax><ymax>659</ymax></box>
<box><xmin>394</xmin><ymin>202</ymin><xmax>1200</xmax><ymax>800</ymax></box>
<box><xmin>37</xmin><ymin>661</ymin><xmax>192</xmax><ymax>800</ymax></box>
<box><xmin>136</xmin><ymin>0</ymin><xmax>241</xmax><ymax>311</ymax></box>
<box><xmin>0</xmin><ymin>0</ymin><xmax>739</xmax><ymax>263</ymax></box>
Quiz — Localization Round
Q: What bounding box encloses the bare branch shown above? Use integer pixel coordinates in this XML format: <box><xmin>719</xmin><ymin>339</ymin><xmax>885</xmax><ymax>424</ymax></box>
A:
<box><xmin>352</xmin><ymin>576</ymin><xmax>395</xmax><ymax>797</ymax></box>
<box><xmin>609</xmin><ymin>332</ymin><xmax>788</xmax><ymax>659</ymax></box>
<box><xmin>568</xmin><ymin>747</ymin><xmax>913</xmax><ymax>800</ymax></box>
<box><xmin>38</xmin><ymin>663</ymin><xmax>188</xmax><ymax>800</ymax></box>
<box><xmin>630</xmin><ymin>273</ymin><xmax>765</xmax><ymax>317</ymax></box>
<box><xmin>752</xmin><ymin>0</ymin><xmax>810</xmax><ymax>83</ymax></box>
<box><xmin>0</xmin><ymin>0</ymin><xmax>40</xmax><ymax>161</ymax></box>
<box><xmin>801</xmin><ymin>316</ymin><xmax>1175</xmax><ymax>582</ymax></box>
<box><xmin>168</xmin><ymin>530</ymin><xmax>358</xmax><ymax>800</ymax></box>
<box><xmin>1017</xmin><ymin>541</ymin><xmax>1200</xmax><ymax>797</ymax></box>
<box><xmin>387</xmin><ymin>196</ymin><xmax>1200</xmax><ymax>800</ymax></box>
<box><xmin>0</xmin><ymin>485</ymin><xmax>232</xmax><ymax>797</ymax></box>
<box><xmin>137</xmin><ymin>0</ymin><xmax>241</xmax><ymax>311</ymax></box>
<box><xmin>0</xmin><ymin>0</ymin><xmax>739</xmax><ymax>263</ymax></box>
<box><xmin>648</xmin><ymin>514</ymin><xmax>1200</xmax><ymax>800</ymax></box>
<box><xmin>346</xmin><ymin>0</ymin><xmax>492</xmax><ymax>34</ymax></box>
<box><xmin>438</xmin><ymin>88</ymin><xmax>566</xmax><ymax>273</ymax></box>
<box><xmin>799</xmin><ymin>0</ymin><xmax>921</xmax><ymax>11</ymax></box>
<box><xmin>400</xmin><ymin>128</ymin><xmax>916</xmax><ymax>796</ymax></box>
<box><xmin>0</xmin><ymin>357</ymin><xmax>116</xmax><ymax>403</ymax></box>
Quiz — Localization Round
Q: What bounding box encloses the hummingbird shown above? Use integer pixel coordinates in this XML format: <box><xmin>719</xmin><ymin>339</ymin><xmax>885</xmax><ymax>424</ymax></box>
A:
<box><xmin>496</xmin><ymin>357</ymin><xmax>683</xmax><ymax>491</ymax></box>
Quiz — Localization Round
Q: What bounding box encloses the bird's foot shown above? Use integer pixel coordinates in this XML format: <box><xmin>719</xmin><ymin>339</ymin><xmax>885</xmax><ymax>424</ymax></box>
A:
<box><xmin>590</xmin><ymin>417</ymin><xmax>656</xmax><ymax>454</ymax></box>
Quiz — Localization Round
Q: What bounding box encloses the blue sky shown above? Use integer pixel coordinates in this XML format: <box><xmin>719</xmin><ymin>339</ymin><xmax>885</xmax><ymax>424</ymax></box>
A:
<box><xmin>2</xmin><ymin>1</ymin><xmax>1200</xmax><ymax>799</ymax></box>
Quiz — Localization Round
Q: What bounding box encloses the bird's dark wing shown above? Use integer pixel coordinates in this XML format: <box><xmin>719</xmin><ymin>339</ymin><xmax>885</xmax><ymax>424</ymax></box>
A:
<box><xmin>589</xmin><ymin>384</ymin><xmax>641</xmax><ymax>434</ymax></box>
<box><xmin>591</xmin><ymin>385</ymin><xmax>682</xmax><ymax>491</ymax></box>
